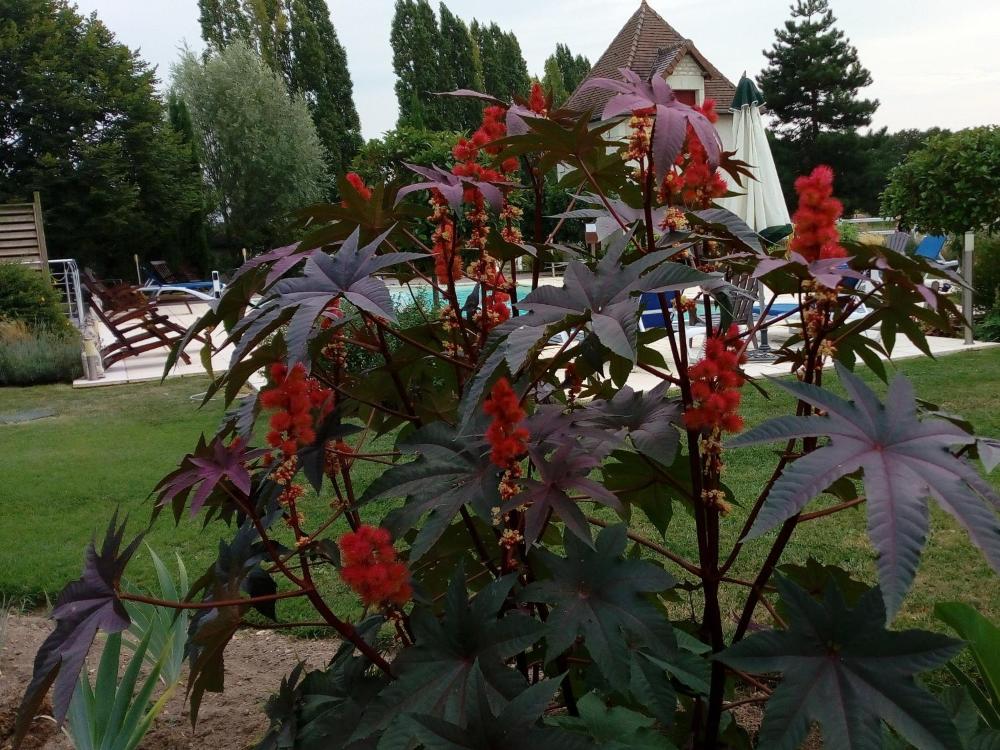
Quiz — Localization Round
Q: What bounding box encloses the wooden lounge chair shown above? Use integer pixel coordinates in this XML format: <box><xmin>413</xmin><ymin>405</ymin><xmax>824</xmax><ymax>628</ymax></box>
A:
<box><xmin>81</xmin><ymin>269</ymin><xmax>207</xmax><ymax>368</ymax></box>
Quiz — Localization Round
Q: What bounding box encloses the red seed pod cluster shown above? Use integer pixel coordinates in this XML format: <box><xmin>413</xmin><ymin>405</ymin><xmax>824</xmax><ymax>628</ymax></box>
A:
<box><xmin>790</xmin><ymin>165</ymin><xmax>846</xmax><ymax>262</ymax></box>
<box><xmin>683</xmin><ymin>325</ymin><xmax>747</xmax><ymax>434</ymax></box>
<box><xmin>528</xmin><ymin>81</ymin><xmax>548</xmax><ymax>116</ymax></box>
<box><xmin>659</xmin><ymin>99</ymin><xmax>728</xmax><ymax>209</ymax></box>
<box><xmin>338</xmin><ymin>525</ymin><xmax>412</xmax><ymax>607</ymax></box>
<box><xmin>343</xmin><ymin>172</ymin><xmax>373</xmax><ymax>204</ymax></box>
<box><xmin>429</xmin><ymin>192</ymin><xmax>462</xmax><ymax>284</ymax></box>
<box><xmin>484</xmin><ymin>377</ymin><xmax>529</xmax><ymax>469</ymax></box>
<box><xmin>261</xmin><ymin>363</ymin><xmax>334</xmax><ymax>458</ymax></box>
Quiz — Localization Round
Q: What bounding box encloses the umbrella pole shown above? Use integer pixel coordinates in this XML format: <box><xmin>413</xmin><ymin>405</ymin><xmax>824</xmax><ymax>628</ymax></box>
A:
<box><xmin>745</xmin><ymin>280</ymin><xmax>776</xmax><ymax>362</ymax></box>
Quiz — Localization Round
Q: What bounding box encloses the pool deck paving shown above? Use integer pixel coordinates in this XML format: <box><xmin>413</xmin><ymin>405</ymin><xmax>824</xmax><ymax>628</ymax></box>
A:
<box><xmin>74</xmin><ymin>296</ymin><xmax>998</xmax><ymax>390</ymax></box>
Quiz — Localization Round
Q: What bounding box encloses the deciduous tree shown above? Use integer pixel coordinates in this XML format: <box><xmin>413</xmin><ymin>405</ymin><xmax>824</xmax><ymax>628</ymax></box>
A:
<box><xmin>172</xmin><ymin>42</ymin><xmax>328</xmax><ymax>248</ymax></box>
<box><xmin>0</xmin><ymin>0</ymin><xmax>207</xmax><ymax>274</ymax></box>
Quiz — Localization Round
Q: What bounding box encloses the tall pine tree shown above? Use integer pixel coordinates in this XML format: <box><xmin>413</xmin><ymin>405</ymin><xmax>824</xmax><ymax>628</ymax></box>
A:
<box><xmin>438</xmin><ymin>3</ymin><xmax>483</xmax><ymax>130</ymax></box>
<box><xmin>391</xmin><ymin>0</ymin><xmax>445</xmax><ymax>130</ymax></box>
<box><xmin>541</xmin><ymin>57</ymin><xmax>568</xmax><ymax>106</ymax></box>
<box><xmin>759</xmin><ymin>0</ymin><xmax>877</xmax><ymax>140</ymax></box>
<box><xmin>289</xmin><ymin>0</ymin><xmax>363</xmax><ymax>177</ymax></box>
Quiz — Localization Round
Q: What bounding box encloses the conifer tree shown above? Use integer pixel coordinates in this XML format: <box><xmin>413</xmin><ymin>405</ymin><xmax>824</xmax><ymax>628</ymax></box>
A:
<box><xmin>759</xmin><ymin>0</ymin><xmax>877</xmax><ymax>140</ymax></box>
<box><xmin>553</xmin><ymin>43</ymin><xmax>590</xmax><ymax>94</ymax></box>
<box><xmin>438</xmin><ymin>3</ymin><xmax>484</xmax><ymax>130</ymax></box>
<box><xmin>472</xmin><ymin>21</ymin><xmax>529</xmax><ymax>101</ymax></box>
<box><xmin>541</xmin><ymin>56</ymin><xmax>568</xmax><ymax>106</ymax></box>
<box><xmin>289</xmin><ymin>0</ymin><xmax>363</xmax><ymax>177</ymax></box>
<box><xmin>391</xmin><ymin>0</ymin><xmax>445</xmax><ymax>130</ymax></box>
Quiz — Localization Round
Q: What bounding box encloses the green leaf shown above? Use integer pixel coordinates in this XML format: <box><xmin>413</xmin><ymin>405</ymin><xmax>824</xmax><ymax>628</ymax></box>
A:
<box><xmin>935</xmin><ymin>603</ymin><xmax>1000</xmax><ymax>711</ymax></box>
<box><xmin>719</xmin><ymin>578</ymin><xmax>963</xmax><ymax>750</ymax></box>
<box><xmin>554</xmin><ymin>692</ymin><xmax>677</xmax><ymax>749</ymax></box>
<box><xmin>362</xmin><ymin>422</ymin><xmax>500</xmax><ymax>560</ymax></box>
<box><xmin>354</xmin><ymin>571</ymin><xmax>542</xmax><ymax>741</ymax></box>
<box><xmin>521</xmin><ymin>525</ymin><xmax>676</xmax><ymax>691</ymax></box>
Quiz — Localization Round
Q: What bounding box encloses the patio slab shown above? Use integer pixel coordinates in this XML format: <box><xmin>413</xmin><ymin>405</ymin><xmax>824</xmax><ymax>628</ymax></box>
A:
<box><xmin>74</xmin><ymin>297</ymin><xmax>998</xmax><ymax>392</ymax></box>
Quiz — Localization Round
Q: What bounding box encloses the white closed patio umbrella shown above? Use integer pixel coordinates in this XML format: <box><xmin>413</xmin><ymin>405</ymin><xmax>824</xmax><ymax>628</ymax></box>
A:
<box><xmin>718</xmin><ymin>74</ymin><xmax>791</xmax><ymax>358</ymax></box>
<box><xmin>718</xmin><ymin>74</ymin><xmax>790</xmax><ymax>232</ymax></box>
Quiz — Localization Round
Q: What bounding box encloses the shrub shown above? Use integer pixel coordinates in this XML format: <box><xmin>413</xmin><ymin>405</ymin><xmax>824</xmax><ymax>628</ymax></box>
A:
<box><xmin>0</xmin><ymin>263</ymin><xmax>70</xmax><ymax>331</ymax></box>
<box><xmin>14</xmin><ymin>83</ymin><xmax>998</xmax><ymax>750</ymax></box>
<box><xmin>0</xmin><ymin>321</ymin><xmax>82</xmax><ymax>386</ymax></box>
<box><xmin>973</xmin><ymin>234</ymin><xmax>1000</xmax><ymax>311</ymax></box>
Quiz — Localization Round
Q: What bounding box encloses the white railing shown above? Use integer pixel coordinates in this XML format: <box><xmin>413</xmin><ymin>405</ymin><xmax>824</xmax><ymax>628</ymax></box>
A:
<box><xmin>47</xmin><ymin>258</ymin><xmax>86</xmax><ymax>328</ymax></box>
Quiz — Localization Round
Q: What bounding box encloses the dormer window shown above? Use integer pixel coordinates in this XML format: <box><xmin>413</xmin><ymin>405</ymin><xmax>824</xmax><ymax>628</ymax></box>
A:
<box><xmin>674</xmin><ymin>89</ymin><xmax>697</xmax><ymax>106</ymax></box>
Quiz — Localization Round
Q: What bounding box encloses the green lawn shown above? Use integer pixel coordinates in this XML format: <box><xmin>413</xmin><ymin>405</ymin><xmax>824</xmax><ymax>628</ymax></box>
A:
<box><xmin>1</xmin><ymin>349</ymin><xmax>998</xmax><ymax>632</ymax></box>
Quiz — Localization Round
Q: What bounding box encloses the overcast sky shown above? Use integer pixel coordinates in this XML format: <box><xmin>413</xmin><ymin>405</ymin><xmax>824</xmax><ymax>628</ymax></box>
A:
<box><xmin>74</xmin><ymin>0</ymin><xmax>1000</xmax><ymax>140</ymax></box>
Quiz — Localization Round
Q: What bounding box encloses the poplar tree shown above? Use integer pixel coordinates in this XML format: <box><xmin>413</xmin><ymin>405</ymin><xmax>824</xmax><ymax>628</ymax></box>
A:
<box><xmin>438</xmin><ymin>3</ymin><xmax>484</xmax><ymax>130</ymax></box>
<box><xmin>391</xmin><ymin>0</ymin><xmax>445</xmax><ymax>129</ymax></box>
<box><xmin>289</xmin><ymin>0</ymin><xmax>363</xmax><ymax>177</ymax></box>
<box><xmin>553</xmin><ymin>43</ymin><xmax>590</xmax><ymax>94</ymax></box>
<box><xmin>759</xmin><ymin>0</ymin><xmax>877</xmax><ymax>140</ymax></box>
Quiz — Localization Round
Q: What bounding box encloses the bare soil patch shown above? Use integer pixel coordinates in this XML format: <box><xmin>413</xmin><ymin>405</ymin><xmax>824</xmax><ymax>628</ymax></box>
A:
<box><xmin>0</xmin><ymin>615</ymin><xmax>339</xmax><ymax>750</ymax></box>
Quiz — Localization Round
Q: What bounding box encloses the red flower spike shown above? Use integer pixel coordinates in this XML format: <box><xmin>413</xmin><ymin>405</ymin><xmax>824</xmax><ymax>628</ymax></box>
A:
<box><xmin>343</xmin><ymin>172</ymin><xmax>373</xmax><ymax>204</ymax></box>
<box><xmin>484</xmin><ymin>377</ymin><xmax>529</xmax><ymax>468</ymax></box>
<box><xmin>259</xmin><ymin>361</ymin><xmax>334</xmax><ymax>466</ymax></box>
<box><xmin>790</xmin><ymin>166</ymin><xmax>846</xmax><ymax>262</ymax></box>
<box><xmin>683</xmin><ymin>325</ymin><xmax>747</xmax><ymax>434</ymax></box>
<box><xmin>338</xmin><ymin>525</ymin><xmax>412</xmax><ymax>607</ymax></box>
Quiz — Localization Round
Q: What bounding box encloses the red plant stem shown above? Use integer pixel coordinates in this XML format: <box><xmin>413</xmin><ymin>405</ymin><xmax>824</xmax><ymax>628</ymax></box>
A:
<box><xmin>544</xmin><ymin>183</ymin><xmax>584</xmax><ymax>244</ymax></box>
<box><xmin>799</xmin><ymin>497</ymin><xmax>865</xmax><ymax>521</ymax></box>
<box><xmin>579</xmin><ymin>158</ymin><xmax>629</xmax><ymax>231</ymax></box>
<box><xmin>222</xmin><ymin>483</ymin><xmax>308</xmax><ymax>589</ymax></box>
<box><xmin>586</xmin><ymin>515</ymin><xmax>702</xmax><ymax>576</ymax></box>
<box><xmin>722</xmin><ymin>696</ymin><xmax>770</xmax><ymax>712</ymax></box>
<box><xmin>120</xmin><ymin>589</ymin><xmax>308</xmax><ymax>610</ymax></box>
<box><xmin>461</xmin><ymin>505</ymin><xmax>499</xmax><ymax>577</ymax></box>
<box><xmin>728</xmin><ymin>668</ymin><xmax>774</xmax><ymax>695</ymax></box>
<box><xmin>636</xmin><ymin>361</ymin><xmax>681</xmax><ymax>385</ymax></box>
<box><xmin>518</xmin><ymin>323</ymin><xmax>584</xmax><ymax>407</ymax></box>
<box><xmin>374</xmin><ymin>319</ymin><xmax>476</xmax><ymax>371</ymax></box>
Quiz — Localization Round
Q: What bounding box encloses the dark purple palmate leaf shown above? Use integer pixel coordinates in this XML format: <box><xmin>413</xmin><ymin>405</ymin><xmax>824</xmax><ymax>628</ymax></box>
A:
<box><xmin>731</xmin><ymin>362</ymin><xmax>1000</xmax><ymax>620</ymax></box>
<box><xmin>268</xmin><ymin>227</ymin><xmax>425</xmax><ymax>363</ymax></box>
<box><xmin>510</xmin><ymin>442</ymin><xmax>622</xmax><ymax>546</ymax></box>
<box><xmin>16</xmin><ymin>513</ymin><xmax>143</xmax><ymax>744</ymax></box>
<box><xmin>577</xmin><ymin>381</ymin><xmax>682</xmax><ymax>467</ymax></box>
<box><xmin>754</xmin><ymin>250</ymin><xmax>867</xmax><ymax>290</ymax></box>
<box><xmin>548</xmin><ymin>193</ymin><xmax>677</xmax><ymax>244</ymax></box>
<box><xmin>512</xmin><ymin>227</ymin><xmax>716</xmax><ymax>362</ymax></box>
<box><xmin>394</xmin><ymin>163</ymin><xmax>513</xmax><ymax>213</ymax></box>
<box><xmin>154</xmin><ymin>434</ymin><xmax>266</xmax><ymax>518</ymax></box>
<box><xmin>719</xmin><ymin>578</ymin><xmax>963</xmax><ymax>750</ymax></box>
<box><xmin>579</xmin><ymin>67</ymin><xmax>722</xmax><ymax>183</ymax></box>
<box><xmin>229</xmin><ymin>243</ymin><xmax>324</xmax><ymax>288</ymax></box>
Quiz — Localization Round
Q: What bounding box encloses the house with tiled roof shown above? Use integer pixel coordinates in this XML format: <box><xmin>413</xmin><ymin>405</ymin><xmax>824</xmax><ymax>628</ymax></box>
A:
<box><xmin>564</xmin><ymin>0</ymin><xmax>739</xmax><ymax>148</ymax></box>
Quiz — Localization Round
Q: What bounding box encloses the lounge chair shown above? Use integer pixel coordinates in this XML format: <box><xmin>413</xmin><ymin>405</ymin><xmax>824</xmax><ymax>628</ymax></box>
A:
<box><xmin>81</xmin><ymin>270</ymin><xmax>208</xmax><ymax>367</ymax></box>
<box><xmin>912</xmin><ymin>235</ymin><xmax>957</xmax><ymax>269</ymax></box>
<box><xmin>140</xmin><ymin>261</ymin><xmax>224</xmax><ymax>301</ymax></box>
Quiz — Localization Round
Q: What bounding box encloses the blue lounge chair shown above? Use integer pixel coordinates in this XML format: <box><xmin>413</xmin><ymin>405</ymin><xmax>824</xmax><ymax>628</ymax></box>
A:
<box><xmin>140</xmin><ymin>262</ymin><xmax>224</xmax><ymax>301</ymax></box>
<box><xmin>913</xmin><ymin>235</ymin><xmax>958</xmax><ymax>269</ymax></box>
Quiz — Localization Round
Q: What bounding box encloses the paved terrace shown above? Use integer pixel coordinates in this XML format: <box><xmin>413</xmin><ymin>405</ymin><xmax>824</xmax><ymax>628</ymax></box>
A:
<box><xmin>75</xmin><ymin>296</ymin><xmax>998</xmax><ymax>390</ymax></box>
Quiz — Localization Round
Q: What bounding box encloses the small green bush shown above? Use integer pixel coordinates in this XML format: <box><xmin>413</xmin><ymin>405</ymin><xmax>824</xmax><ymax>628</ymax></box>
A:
<box><xmin>0</xmin><ymin>321</ymin><xmax>82</xmax><ymax>386</ymax></box>
<box><xmin>974</xmin><ymin>306</ymin><xmax>1000</xmax><ymax>342</ymax></box>
<box><xmin>345</xmin><ymin>291</ymin><xmax>435</xmax><ymax>373</ymax></box>
<box><xmin>0</xmin><ymin>262</ymin><xmax>70</xmax><ymax>331</ymax></box>
<box><xmin>972</xmin><ymin>234</ymin><xmax>1000</xmax><ymax>311</ymax></box>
